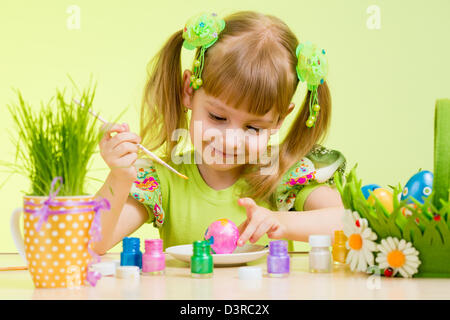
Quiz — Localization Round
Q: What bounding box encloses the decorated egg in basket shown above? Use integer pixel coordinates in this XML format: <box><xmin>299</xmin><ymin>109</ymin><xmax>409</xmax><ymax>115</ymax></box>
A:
<box><xmin>401</xmin><ymin>170</ymin><xmax>433</xmax><ymax>204</ymax></box>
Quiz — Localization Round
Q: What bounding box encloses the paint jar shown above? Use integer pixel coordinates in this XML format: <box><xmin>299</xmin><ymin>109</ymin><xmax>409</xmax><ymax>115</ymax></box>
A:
<box><xmin>142</xmin><ymin>239</ymin><xmax>165</xmax><ymax>275</ymax></box>
<box><xmin>191</xmin><ymin>240</ymin><xmax>213</xmax><ymax>278</ymax></box>
<box><xmin>267</xmin><ymin>240</ymin><xmax>290</xmax><ymax>278</ymax></box>
<box><xmin>120</xmin><ymin>237</ymin><xmax>142</xmax><ymax>269</ymax></box>
<box><xmin>309</xmin><ymin>235</ymin><xmax>331</xmax><ymax>273</ymax></box>
<box><xmin>332</xmin><ymin>230</ymin><xmax>348</xmax><ymax>265</ymax></box>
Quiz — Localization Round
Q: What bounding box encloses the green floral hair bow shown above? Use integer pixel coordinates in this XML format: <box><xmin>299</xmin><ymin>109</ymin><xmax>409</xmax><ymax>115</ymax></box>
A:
<box><xmin>295</xmin><ymin>41</ymin><xmax>329</xmax><ymax>128</ymax></box>
<box><xmin>182</xmin><ymin>12</ymin><xmax>226</xmax><ymax>90</ymax></box>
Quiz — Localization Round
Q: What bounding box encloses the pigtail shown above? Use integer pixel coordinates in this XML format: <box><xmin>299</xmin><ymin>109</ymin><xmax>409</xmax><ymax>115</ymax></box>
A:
<box><xmin>271</xmin><ymin>81</ymin><xmax>331</xmax><ymax>201</ymax></box>
<box><xmin>140</xmin><ymin>29</ymin><xmax>189</xmax><ymax>161</ymax></box>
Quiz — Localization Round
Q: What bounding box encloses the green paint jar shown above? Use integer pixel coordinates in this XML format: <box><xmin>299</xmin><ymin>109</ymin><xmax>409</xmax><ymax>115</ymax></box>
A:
<box><xmin>191</xmin><ymin>240</ymin><xmax>213</xmax><ymax>278</ymax></box>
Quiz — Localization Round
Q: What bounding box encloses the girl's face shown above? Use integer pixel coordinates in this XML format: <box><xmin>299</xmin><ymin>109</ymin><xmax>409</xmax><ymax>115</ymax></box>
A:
<box><xmin>182</xmin><ymin>70</ymin><xmax>294</xmax><ymax>172</ymax></box>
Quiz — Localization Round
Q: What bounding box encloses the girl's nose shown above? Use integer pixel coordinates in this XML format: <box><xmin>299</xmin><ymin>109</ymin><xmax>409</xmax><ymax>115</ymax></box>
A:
<box><xmin>222</xmin><ymin>130</ymin><xmax>245</xmax><ymax>153</ymax></box>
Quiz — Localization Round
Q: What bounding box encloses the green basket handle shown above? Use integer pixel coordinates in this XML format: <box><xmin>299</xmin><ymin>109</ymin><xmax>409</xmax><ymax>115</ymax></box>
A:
<box><xmin>433</xmin><ymin>99</ymin><xmax>450</xmax><ymax>209</ymax></box>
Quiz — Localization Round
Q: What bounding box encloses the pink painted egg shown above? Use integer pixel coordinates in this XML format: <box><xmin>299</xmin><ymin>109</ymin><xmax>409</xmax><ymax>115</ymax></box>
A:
<box><xmin>204</xmin><ymin>218</ymin><xmax>239</xmax><ymax>254</ymax></box>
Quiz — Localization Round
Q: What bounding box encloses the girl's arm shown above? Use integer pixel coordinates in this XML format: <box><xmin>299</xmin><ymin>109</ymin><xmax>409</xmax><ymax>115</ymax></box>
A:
<box><xmin>237</xmin><ymin>185</ymin><xmax>344</xmax><ymax>245</ymax></box>
<box><xmin>275</xmin><ymin>185</ymin><xmax>344</xmax><ymax>242</ymax></box>
<box><xmin>92</xmin><ymin>172</ymin><xmax>149</xmax><ymax>255</ymax></box>
<box><xmin>92</xmin><ymin>122</ymin><xmax>148</xmax><ymax>255</ymax></box>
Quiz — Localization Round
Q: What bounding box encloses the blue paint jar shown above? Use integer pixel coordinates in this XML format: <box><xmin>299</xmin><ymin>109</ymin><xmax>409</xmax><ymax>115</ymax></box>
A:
<box><xmin>120</xmin><ymin>237</ymin><xmax>142</xmax><ymax>269</ymax></box>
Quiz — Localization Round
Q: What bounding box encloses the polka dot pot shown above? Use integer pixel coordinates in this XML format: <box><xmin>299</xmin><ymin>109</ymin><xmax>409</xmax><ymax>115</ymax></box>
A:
<box><xmin>22</xmin><ymin>195</ymin><xmax>97</xmax><ymax>288</ymax></box>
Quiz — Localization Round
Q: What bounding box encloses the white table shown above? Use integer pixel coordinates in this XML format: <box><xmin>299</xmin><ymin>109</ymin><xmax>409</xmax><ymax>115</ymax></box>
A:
<box><xmin>1</xmin><ymin>253</ymin><xmax>449</xmax><ymax>299</ymax></box>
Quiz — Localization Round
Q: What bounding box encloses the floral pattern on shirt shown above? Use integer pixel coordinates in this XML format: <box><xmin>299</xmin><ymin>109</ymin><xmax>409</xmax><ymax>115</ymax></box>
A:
<box><xmin>130</xmin><ymin>163</ymin><xmax>165</xmax><ymax>228</ymax></box>
<box><xmin>274</xmin><ymin>145</ymin><xmax>346</xmax><ymax>212</ymax></box>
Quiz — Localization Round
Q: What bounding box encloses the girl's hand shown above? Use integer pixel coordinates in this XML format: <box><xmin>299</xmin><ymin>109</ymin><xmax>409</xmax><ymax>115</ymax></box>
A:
<box><xmin>99</xmin><ymin>122</ymin><xmax>141</xmax><ymax>182</ymax></box>
<box><xmin>237</xmin><ymin>197</ymin><xmax>286</xmax><ymax>246</ymax></box>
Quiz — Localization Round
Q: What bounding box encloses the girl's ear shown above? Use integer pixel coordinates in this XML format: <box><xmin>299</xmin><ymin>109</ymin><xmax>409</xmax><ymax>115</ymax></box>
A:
<box><xmin>182</xmin><ymin>69</ymin><xmax>195</xmax><ymax>110</ymax></box>
<box><xmin>273</xmin><ymin>103</ymin><xmax>295</xmax><ymax>131</ymax></box>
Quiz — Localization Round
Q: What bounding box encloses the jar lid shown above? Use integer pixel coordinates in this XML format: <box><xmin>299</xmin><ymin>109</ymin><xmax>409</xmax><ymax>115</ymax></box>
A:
<box><xmin>116</xmin><ymin>266</ymin><xmax>140</xmax><ymax>279</ymax></box>
<box><xmin>90</xmin><ymin>261</ymin><xmax>116</xmax><ymax>276</ymax></box>
<box><xmin>309</xmin><ymin>234</ymin><xmax>331</xmax><ymax>247</ymax></box>
<box><xmin>238</xmin><ymin>267</ymin><xmax>262</xmax><ymax>280</ymax></box>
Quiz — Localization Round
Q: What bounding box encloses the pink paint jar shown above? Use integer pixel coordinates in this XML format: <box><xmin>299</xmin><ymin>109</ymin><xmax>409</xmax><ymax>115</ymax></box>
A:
<box><xmin>142</xmin><ymin>239</ymin><xmax>165</xmax><ymax>276</ymax></box>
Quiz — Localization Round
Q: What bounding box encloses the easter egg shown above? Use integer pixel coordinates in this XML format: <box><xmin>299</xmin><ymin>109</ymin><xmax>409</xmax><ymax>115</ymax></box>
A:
<box><xmin>361</xmin><ymin>184</ymin><xmax>381</xmax><ymax>199</ymax></box>
<box><xmin>401</xmin><ymin>170</ymin><xmax>433</xmax><ymax>205</ymax></box>
<box><xmin>368</xmin><ymin>188</ymin><xmax>394</xmax><ymax>213</ymax></box>
<box><xmin>204</xmin><ymin>218</ymin><xmax>239</xmax><ymax>254</ymax></box>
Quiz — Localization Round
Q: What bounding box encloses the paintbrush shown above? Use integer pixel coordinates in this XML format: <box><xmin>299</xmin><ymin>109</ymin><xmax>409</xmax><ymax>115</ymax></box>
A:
<box><xmin>72</xmin><ymin>98</ymin><xmax>188</xmax><ymax>180</ymax></box>
<box><xmin>0</xmin><ymin>266</ymin><xmax>28</xmax><ymax>271</ymax></box>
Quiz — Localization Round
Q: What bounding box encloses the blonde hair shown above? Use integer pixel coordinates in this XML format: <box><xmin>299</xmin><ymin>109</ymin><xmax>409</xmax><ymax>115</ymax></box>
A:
<box><xmin>140</xmin><ymin>11</ymin><xmax>331</xmax><ymax>207</ymax></box>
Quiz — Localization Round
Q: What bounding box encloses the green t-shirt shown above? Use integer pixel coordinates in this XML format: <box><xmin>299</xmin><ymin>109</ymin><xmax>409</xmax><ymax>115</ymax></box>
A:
<box><xmin>129</xmin><ymin>145</ymin><xmax>346</xmax><ymax>251</ymax></box>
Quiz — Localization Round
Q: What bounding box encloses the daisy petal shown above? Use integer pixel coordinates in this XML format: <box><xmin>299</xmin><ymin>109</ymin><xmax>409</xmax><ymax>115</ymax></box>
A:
<box><xmin>363</xmin><ymin>247</ymin><xmax>374</xmax><ymax>266</ymax></box>
<box><xmin>346</xmin><ymin>249</ymin><xmax>355</xmax><ymax>265</ymax></box>
<box><xmin>405</xmin><ymin>260</ymin><xmax>420</xmax><ymax>269</ymax></box>
<box><xmin>350</xmin><ymin>251</ymin><xmax>358</xmax><ymax>271</ymax></box>
<box><xmin>357</xmin><ymin>251</ymin><xmax>367</xmax><ymax>272</ymax></box>
<box><xmin>378</xmin><ymin>244</ymin><xmax>388</xmax><ymax>255</ymax></box>
<box><xmin>398</xmin><ymin>239</ymin><xmax>406</xmax><ymax>251</ymax></box>
<box><xmin>398</xmin><ymin>267</ymin><xmax>411</xmax><ymax>278</ymax></box>
<box><xmin>392</xmin><ymin>237</ymin><xmax>400</xmax><ymax>247</ymax></box>
<box><xmin>386</xmin><ymin>237</ymin><xmax>396</xmax><ymax>251</ymax></box>
<box><xmin>376</xmin><ymin>254</ymin><xmax>386</xmax><ymax>264</ymax></box>
<box><xmin>403</xmin><ymin>248</ymin><xmax>417</xmax><ymax>255</ymax></box>
<box><xmin>362</xmin><ymin>228</ymin><xmax>371</xmax><ymax>238</ymax></box>
<box><xmin>380</xmin><ymin>239</ymin><xmax>388</xmax><ymax>250</ymax></box>
<box><xmin>378</xmin><ymin>261</ymin><xmax>388</xmax><ymax>270</ymax></box>
<box><xmin>402</xmin><ymin>264</ymin><xmax>417</xmax><ymax>276</ymax></box>
<box><xmin>365</xmin><ymin>240</ymin><xmax>377</xmax><ymax>251</ymax></box>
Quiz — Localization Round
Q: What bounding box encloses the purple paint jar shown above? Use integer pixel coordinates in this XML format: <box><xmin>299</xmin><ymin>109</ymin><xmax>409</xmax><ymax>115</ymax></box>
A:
<box><xmin>267</xmin><ymin>240</ymin><xmax>290</xmax><ymax>278</ymax></box>
<box><xmin>142</xmin><ymin>239</ymin><xmax>165</xmax><ymax>276</ymax></box>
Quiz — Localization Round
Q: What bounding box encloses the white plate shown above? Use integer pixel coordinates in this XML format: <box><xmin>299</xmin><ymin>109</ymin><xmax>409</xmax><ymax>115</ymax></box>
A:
<box><xmin>165</xmin><ymin>244</ymin><xmax>269</xmax><ymax>266</ymax></box>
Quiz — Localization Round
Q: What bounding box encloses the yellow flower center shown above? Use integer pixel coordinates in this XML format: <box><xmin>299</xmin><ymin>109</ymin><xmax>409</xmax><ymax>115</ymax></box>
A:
<box><xmin>348</xmin><ymin>234</ymin><xmax>363</xmax><ymax>250</ymax></box>
<box><xmin>387</xmin><ymin>250</ymin><xmax>406</xmax><ymax>268</ymax></box>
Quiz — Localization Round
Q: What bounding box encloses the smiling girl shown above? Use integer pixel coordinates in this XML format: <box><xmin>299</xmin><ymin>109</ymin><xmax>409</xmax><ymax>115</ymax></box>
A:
<box><xmin>93</xmin><ymin>11</ymin><xmax>346</xmax><ymax>254</ymax></box>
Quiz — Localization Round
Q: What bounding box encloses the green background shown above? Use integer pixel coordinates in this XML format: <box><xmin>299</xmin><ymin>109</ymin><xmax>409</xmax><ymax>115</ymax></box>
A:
<box><xmin>1</xmin><ymin>0</ymin><xmax>449</xmax><ymax>254</ymax></box>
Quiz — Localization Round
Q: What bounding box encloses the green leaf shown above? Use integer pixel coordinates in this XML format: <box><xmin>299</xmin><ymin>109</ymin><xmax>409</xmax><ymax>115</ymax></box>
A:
<box><xmin>433</xmin><ymin>99</ymin><xmax>450</xmax><ymax>210</ymax></box>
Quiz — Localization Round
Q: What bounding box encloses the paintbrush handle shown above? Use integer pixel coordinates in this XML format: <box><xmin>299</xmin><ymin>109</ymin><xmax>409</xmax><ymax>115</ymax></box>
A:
<box><xmin>137</xmin><ymin>144</ymin><xmax>188</xmax><ymax>180</ymax></box>
<box><xmin>73</xmin><ymin>99</ymin><xmax>188</xmax><ymax>180</ymax></box>
<box><xmin>0</xmin><ymin>266</ymin><xmax>28</xmax><ymax>271</ymax></box>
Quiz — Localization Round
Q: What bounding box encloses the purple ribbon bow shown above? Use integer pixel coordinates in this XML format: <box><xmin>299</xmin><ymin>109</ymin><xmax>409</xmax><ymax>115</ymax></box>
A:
<box><xmin>34</xmin><ymin>176</ymin><xmax>63</xmax><ymax>232</ymax></box>
<box><xmin>86</xmin><ymin>198</ymin><xmax>110</xmax><ymax>287</ymax></box>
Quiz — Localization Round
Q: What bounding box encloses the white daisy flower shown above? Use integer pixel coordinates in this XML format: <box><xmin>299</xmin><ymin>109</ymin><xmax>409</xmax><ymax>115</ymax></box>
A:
<box><xmin>342</xmin><ymin>209</ymin><xmax>361</xmax><ymax>229</ymax></box>
<box><xmin>342</xmin><ymin>210</ymin><xmax>378</xmax><ymax>272</ymax></box>
<box><xmin>376</xmin><ymin>237</ymin><xmax>421</xmax><ymax>278</ymax></box>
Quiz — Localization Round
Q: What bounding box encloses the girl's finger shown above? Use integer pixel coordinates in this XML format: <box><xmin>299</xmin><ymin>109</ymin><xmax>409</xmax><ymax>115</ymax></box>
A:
<box><xmin>267</xmin><ymin>226</ymin><xmax>284</xmax><ymax>240</ymax></box>
<box><xmin>237</xmin><ymin>219</ymin><xmax>249</xmax><ymax>236</ymax></box>
<box><xmin>250</xmin><ymin>220</ymin><xmax>273</xmax><ymax>243</ymax></box>
<box><xmin>110</xmin><ymin>152</ymin><xmax>138</xmax><ymax>169</ymax></box>
<box><xmin>111</xmin><ymin>142</ymin><xmax>139</xmax><ymax>158</ymax></box>
<box><xmin>237</xmin><ymin>197</ymin><xmax>258</xmax><ymax>219</ymax></box>
<box><xmin>237</xmin><ymin>218</ymin><xmax>260</xmax><ymax>246</ymax></box>
<box><xmin>101</xmin><ymin>123</ymin><xmax>127</xmax><ymax>140</ymax></box>
<box><xmin>109</xmin><ymin>132</ymin><xmax>141</xmax><ymax>150</ymax></box>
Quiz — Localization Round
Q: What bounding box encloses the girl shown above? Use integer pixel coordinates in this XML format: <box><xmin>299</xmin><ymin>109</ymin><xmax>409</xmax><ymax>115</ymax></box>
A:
<box><xmin>93</xmin><ymin>11</ymin><xmax>346</xmax><ymax>255</ymax></box>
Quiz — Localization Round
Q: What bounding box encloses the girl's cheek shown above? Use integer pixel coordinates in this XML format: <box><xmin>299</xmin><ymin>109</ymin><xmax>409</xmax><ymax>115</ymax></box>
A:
<box><xmin>190</xmin><ymin>118</ymin><xmax>222</xmax><ymax>150</ymax></box>
<box><xmin>247</xmin><ymin>134</ymin><xmax>269</xmax><ymax>160</ymax></box>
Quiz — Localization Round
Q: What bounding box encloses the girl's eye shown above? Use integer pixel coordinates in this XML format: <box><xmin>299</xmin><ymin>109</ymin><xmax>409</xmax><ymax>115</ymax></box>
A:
<box><xmin>247</xmin><ymin>126</ymin><xmax>262</xmax><ymax>133</ymax></box>
<box><xmin>209</xmin><ymin>113</ymin><xmax>226</xmax><ymax>121</ymax></box>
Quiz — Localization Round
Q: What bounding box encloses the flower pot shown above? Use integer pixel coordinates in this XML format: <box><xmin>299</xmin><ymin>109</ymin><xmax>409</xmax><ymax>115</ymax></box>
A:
<box><xmin>11</xmin><ymin>194</ymin><xmax>108</xmax><ymax>288</ymax></box>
